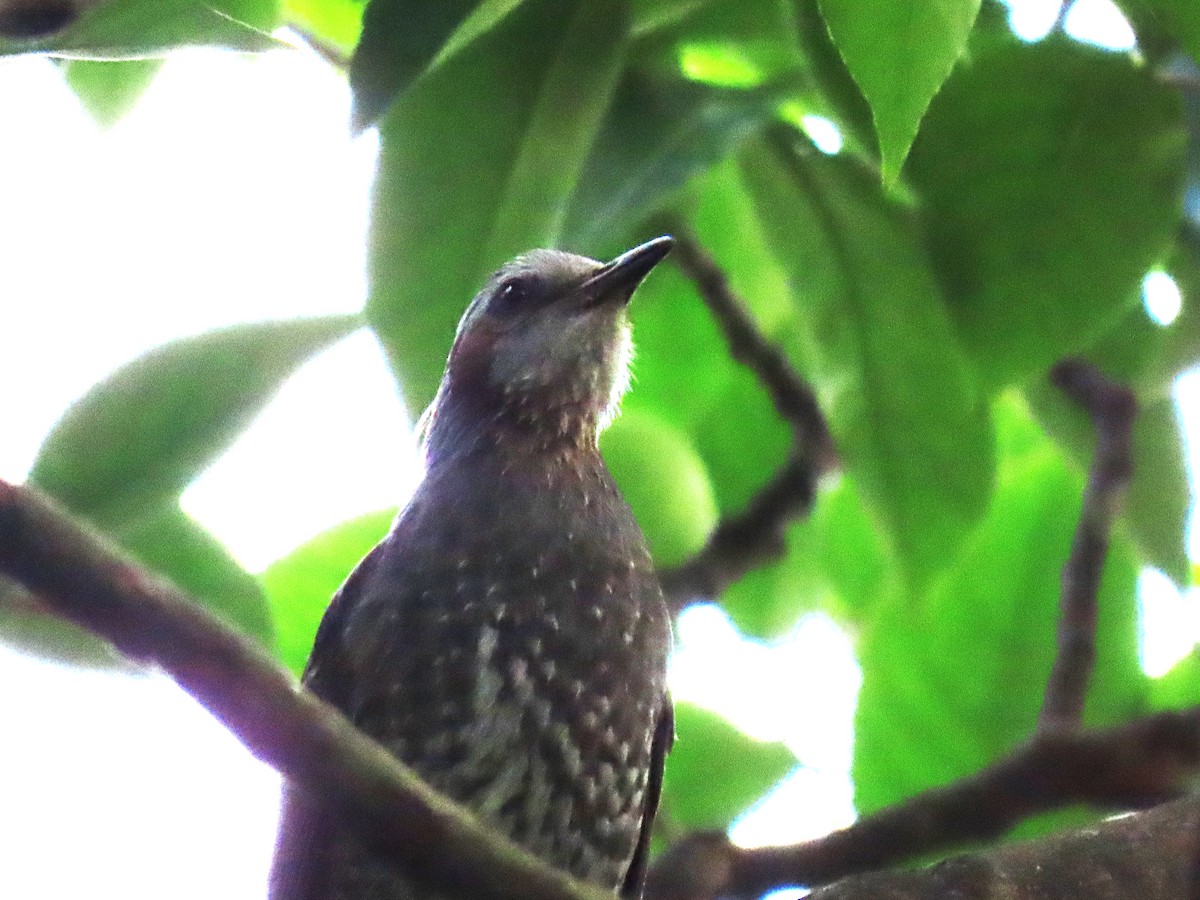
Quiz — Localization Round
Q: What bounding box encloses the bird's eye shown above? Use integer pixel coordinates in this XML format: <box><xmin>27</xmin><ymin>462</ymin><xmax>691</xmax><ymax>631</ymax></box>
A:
<box><xmin>490</xmin><ymin>275</ymin><xmax>535</xmax><ymax>316</ymax></box>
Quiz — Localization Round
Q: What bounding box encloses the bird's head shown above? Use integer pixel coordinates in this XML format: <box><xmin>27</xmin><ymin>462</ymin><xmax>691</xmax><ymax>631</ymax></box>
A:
<box><xmin>422</xmin><ymin>236</ymin><xmax>673</xmax><ymax>460</ymax></box>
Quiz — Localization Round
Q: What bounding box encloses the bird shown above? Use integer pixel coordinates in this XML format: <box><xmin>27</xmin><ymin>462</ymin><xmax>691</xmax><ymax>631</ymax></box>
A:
<box><xmin>270</xmin><ymin>236</ymin><xmax>677</xmax><ymax>900</ymax></box>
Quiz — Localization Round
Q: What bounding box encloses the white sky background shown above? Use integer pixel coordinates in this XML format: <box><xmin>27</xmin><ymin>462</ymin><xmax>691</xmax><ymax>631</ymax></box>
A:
<box><xmin>0</xmin><ymin>2</ymin><xmax>1195</xmax><ymax>898</ymax></box>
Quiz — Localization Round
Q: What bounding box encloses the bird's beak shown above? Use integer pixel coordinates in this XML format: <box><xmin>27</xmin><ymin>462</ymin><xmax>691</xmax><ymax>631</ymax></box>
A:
<box><xmin>579</xmin><ymin>236</ymin><xmax>674</xmax><ymax>307</ymax></box>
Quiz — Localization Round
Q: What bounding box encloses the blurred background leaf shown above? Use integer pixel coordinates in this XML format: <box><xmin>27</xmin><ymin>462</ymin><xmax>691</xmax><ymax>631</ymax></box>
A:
<box><xmin>60</xmin><ymin>58</ymin><xmax>162</xmax><ymax>126</ymax></box>
<box><xmin>908</xmin><ymin>33</ymin><xmax>1187</xmax><ymax>389</ymax></box>
<box><xmin>818</xmin><ymin>0</ymin><xmax>981</xmax><ymax>184</ymax></box>
<box><xmin>30</xmin><ymin>316</ymin><xmax>359</xmax><ymax>527</ymax></box>
<box><xmin>853</xmin><ymin>396</ymin><xmax>1145</xmax><ymax>816</ymax></box>
<box><xmin>0</xmin><ymin>0</ymin><xmax>283</xmax><ymax>57</ymax></box>
<box><xmin>262</xmin><ymin>508</ymin><xmax>396</xmax><ymax>676</ymax></box>
<box><xmin>347</xmin><ymin>0</ymin><xmax>476</xmax><ymax>132</ymax></box>
<box><xmin>661</xmin><ymin>701</ymin><xmax>797</xmax><ymax>828</ymax></box>
<box><xmin>7</xmin><ymin>316</ymin><xmax>358</xmax><ymax>665</ymax></box>
<box><xmin>366</xmin><ymin>0</ymin><xmax>629</xmax><ymax>411</ymax></box>
<box><xmin>743</xmin><ymin>131</ymin><xmax>995</xmax><ymax>590</ymax></box>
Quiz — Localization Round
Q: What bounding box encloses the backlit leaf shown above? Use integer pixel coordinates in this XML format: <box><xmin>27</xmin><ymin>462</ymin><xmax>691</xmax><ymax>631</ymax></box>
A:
<box><xmin>367</xmin><ymin>0</ymin><xmax>628</xmax><ymax>411</ymax></box>
<box><xmin>261</xmin><ymin>509</ymin><xmax>396</xmax><ymax>675</ymax></box>
<box><xmin>908</xmin><ymin>35</ymin><xmax>1186</xmax><ymax>388</ymax></box>
<box><xmin>818</xmin><ymin>0</ymin><xmax>980</xmax><ymax>184</ymax></box>
<box><xmin>662</xmin><ymin>701</ymin><xmax>796</xmax><ymax>828</ymax></box>
<box><xmin>30</xmin><ymin>315</ymin><xmax>359</xmax><ymax>528</ymax></box>
<box><xmin>742</xmin><ymin>131</ymin><xmax>994</xmax><ymax>588</ymax></box>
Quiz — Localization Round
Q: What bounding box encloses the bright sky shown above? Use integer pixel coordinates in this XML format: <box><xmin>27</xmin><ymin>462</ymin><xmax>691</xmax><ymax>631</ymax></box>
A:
<box><xmin>0</xmin><ymin>3</ymin><xmax>1194</xmax><ymax>898</ymax></box>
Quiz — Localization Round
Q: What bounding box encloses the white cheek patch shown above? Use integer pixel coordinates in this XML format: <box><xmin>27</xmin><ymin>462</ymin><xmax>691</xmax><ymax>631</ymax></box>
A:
<box><xmin>598</xmin><ymin>323</ymin><xmax>633</xmax><ymax>434</ymax></box>
<box><xmin>486</xmin><ymin>310</ymin><xmax>633</xmax><ymax>434</ymax></box>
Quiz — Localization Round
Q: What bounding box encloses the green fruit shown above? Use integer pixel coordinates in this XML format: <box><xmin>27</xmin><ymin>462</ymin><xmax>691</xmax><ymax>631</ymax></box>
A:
<box><xmin>601</xmin><ymin>408</ymin><xmax>720</xmax><ymax>567</ymax></box>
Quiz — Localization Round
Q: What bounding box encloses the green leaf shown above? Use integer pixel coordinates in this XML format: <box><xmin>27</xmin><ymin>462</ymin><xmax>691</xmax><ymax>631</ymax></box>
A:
<box><xmin>689</xmin><ymin>158</ymin><xmax>798</xmax><ymax>336</ymax></box>
<box><xmin>14</xmin><ymin>315</ymin><xmax>353</xmax><ymax>670</ymax></box>
<box><xmin>1</xmin><ymin>0</ymin><xmax>282</xmax><ymax>57</ymax></box>
<box><xmin>621</xmin><ymin>263</ymin><xmax>737</xmax><ymax>434</ymax></box>
<box><xmin>283</xmin><ymin>0</ymin><xmax>363</xmax><ymax>56</ymax></box>
<box><xmin>60</xmin><ymin>58</ymin><xmax>161</xmax><ymax>127</ymax></box>
<box><xmin>367</xmin><ymin>0</ymin><xmax>628</xmax><ymax>412</ymax></box>
<box><xmin>636</xmin><ymin>0</ymin><xmax>803</xmax><ymax>88</ymax></box>
<box><xmin>719</xmin><ymin>553</ymin><xmax>801</xmax><ymax>640</ymax></box>
<box><xmin>741</xmin><ymin>131</ymin><xmax>994</xmax><ymax>589</ymax></box>
<box><xmin>689</xmin><ymin>369</ymin><xmax>793</xmax><ymax>517</ymax></box>
<box><xmin>601</xmin><ymin>408</ymin><xmax>719</xmax><ymax>569</ymax></box>
<box><xmin>723</xmin><ymin>475</ymin><xmax>892</xmax><ymax>638</ymax></box>
<box><xmin>807</xmin><ymin>476</ymin><xmax>892</xmax><ymax>623</ymax></box>
<box><xmin>630</xmin><ymin>0</ymin><xmax>718</xmax><ymax>37</ymax></box>
<box><xmin>431</xmin><ymin>0</ymin><xmax>531</xmax><ymax>66</ymax></box>
<box><xmin>791</xmin><ymin>0</ymin><xmax>875</xmax><ymax>155</ymax></box>
<box><xmin>817</xmin><ymin>0</ymin><xmax>980</xmax><ymax>184</ymax></box>
<box><xmin>853</xmin><ymin>418</ymin><xmax>1145</xmax><ymax>814</ymax></box>
<box><xmin>1115</xmin><ymin>0</ymin><xmax>1200</xmax><ymax>66</ymax></box>
<box><xmin>118</xmin><ymin>505</ymin><xmax>272</xmax><ymax>648</ymax></box>
<box><xmin>1045</xmin><ymin>231</ymin><xmax>1200</xmax><ymax>407</ymax></box>
<box><xmin>1026</xmin><ymin>384</ymin><xmax>1192</xmax><ymax>586</ymax></box>
<box><xmin>907</xmin><ymin>35</ymin><xmax>1187</xmax><ymax>388</ymax></box>
<box><xmin>561</xmin><ymin>71</ymin><xmax>794</xmax><ymax>249</ymax></box>
<box><xmin>661</xmin><ymin>702</ymin><xmax>796</xmax><ymax>829</ymax></box>
<box><xmin>261</xmin><ymin>509</ymin><xmax>395</xmax><ymax>675</ymax></box>
<box><xmin>1151</xmin><ymin>649</ymin><xmax>1200</xmax><ymax>709</ymax></box>
<box><xmin>348</xmin><ymin>0</ymin><xmax>477</xmax><ymax>132</ymax></box>
<box><xmin>1141</xmin><ymin>228</ymin><xmax>1200</xmax><ymax>392</ymax></box>
<box><xmin>29</xmin><ymin>315</ymin><xmax>359</xmax><ymax>528</ymax></box>
<box><xmin>662</xmin><ymin>159</ymin><xmax>794</xmax><ymax>516</ymax></box>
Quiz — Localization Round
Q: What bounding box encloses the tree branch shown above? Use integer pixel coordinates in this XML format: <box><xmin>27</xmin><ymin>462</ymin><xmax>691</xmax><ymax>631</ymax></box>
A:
<box><xmin>289</xmin><ymin>25</ymin><xmax>351</xmax><ymax>71</ymax></box>
<box><xmin>659</xmin><ymin>233</ymin><xmax>837</xmax><ymax>610</ymax></box>
<box><xmin>0</xmin><ymin>478</ymin><xmax>607</xmax><ymax>900</ymax></box>
<box><xmin>810</xmin><ymin>795</ymin><xmax>1200</xmax><ymax>900</ymax></box>
<box><xmin>669</xmin><ymin>233</ymin><xmax>833</xmax><ymax>448</ymax></box>
<box><xmin>645</xmin><ymin>706</ymin><xmax>1200</xmax><ymax>899</ymax></box>
<box><xmin>1039</xmin><ymin>359</ymin><xmax>1137</xmax><ymax>730</ymax></box>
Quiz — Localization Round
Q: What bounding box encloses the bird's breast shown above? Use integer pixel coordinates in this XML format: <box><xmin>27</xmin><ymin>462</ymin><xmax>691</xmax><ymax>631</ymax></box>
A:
<box><xmin>340</xmin><ymin>452</ymin><xmax>670</xmax><ymax>886</ymax></box>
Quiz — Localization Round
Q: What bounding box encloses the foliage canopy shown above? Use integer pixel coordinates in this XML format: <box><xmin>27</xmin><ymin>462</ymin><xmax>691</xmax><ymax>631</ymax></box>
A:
<box><xmin>3</xmin><ymin>0</ymin><xmax>1199</xmax><ymax>853</ymax></box>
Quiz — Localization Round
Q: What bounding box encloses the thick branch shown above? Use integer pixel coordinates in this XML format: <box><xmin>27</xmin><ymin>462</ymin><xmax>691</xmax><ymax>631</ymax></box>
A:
<box><xmin>0</xmin><ymin>479</ymin><xmax>606</xmax><ymax>900</ymax></box>
<box><xmin>810</xmin><ymin>795</ymin><xmax>1200</xmax><ymax>899</ymax></box>
<box><xmin>1040</xmin><ymin>359</ymin><xmax>1137</xmax><ymax>730</ymax></box>
<box><xmin>645</xmin><ymin>706</ymin><xmax>1200</xmax><ymax>899</ymax></box>
<box><xmin>660</xmin><ymin>234</ymin><xmax>837</xmax><ymax>610</ymax></box>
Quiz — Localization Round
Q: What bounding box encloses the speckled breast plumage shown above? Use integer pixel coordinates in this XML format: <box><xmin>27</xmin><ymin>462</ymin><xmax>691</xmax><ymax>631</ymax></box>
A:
<box><xmin>275</xmin><ymin>445</ymin><xmax>671</xmax><ymax>900</ymax></box>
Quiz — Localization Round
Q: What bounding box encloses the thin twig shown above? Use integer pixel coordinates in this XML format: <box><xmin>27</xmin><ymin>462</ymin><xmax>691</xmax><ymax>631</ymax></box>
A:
<box><xmin>659</xmin><ymin>233</ymin><xmax>837</xmax><ymax>610</ymax></box>
<box><xmin>1040</xmin><ymin>359</ymin><xmax>1137</xmax><ymax>730</ymax></box>
<box><xmin>0</xmin><ymin>479</ymin><xmax>607</xmax><ymax>900</ymax></box>
<box><xmin>670</xmin><ymin>233</ymin><xmax>833</xmax><ymax>450</ymax></box>
<box><xmin>288</xmin><ymin>25</ymin><xmax>351</xmax><ymax>70</ymax></box>
<box><xmin>645</xmin><ymin>706</ymin><xmax>1200</xmax><ymax>899</ymax></box>
<box><xmin>660</xmin><ymin>452</ymin><xmax>815</xmax><ymax>604</ymax></box>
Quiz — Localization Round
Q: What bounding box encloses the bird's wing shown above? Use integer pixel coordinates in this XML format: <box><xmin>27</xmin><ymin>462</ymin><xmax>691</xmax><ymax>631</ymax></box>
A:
<box><xmin>301</xmin><ymin>539</ymin><xmax>387</xmax><ymax>704</ymax></box>
<box><xmin>621</xmin><ymin>696</ymin><xmax>675</xmax><ymax>898</ymax></box>
<box><xmin>269</xmin><ymin>541</ymin><xmax>387</xmax><ymax>900</ymax></box>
